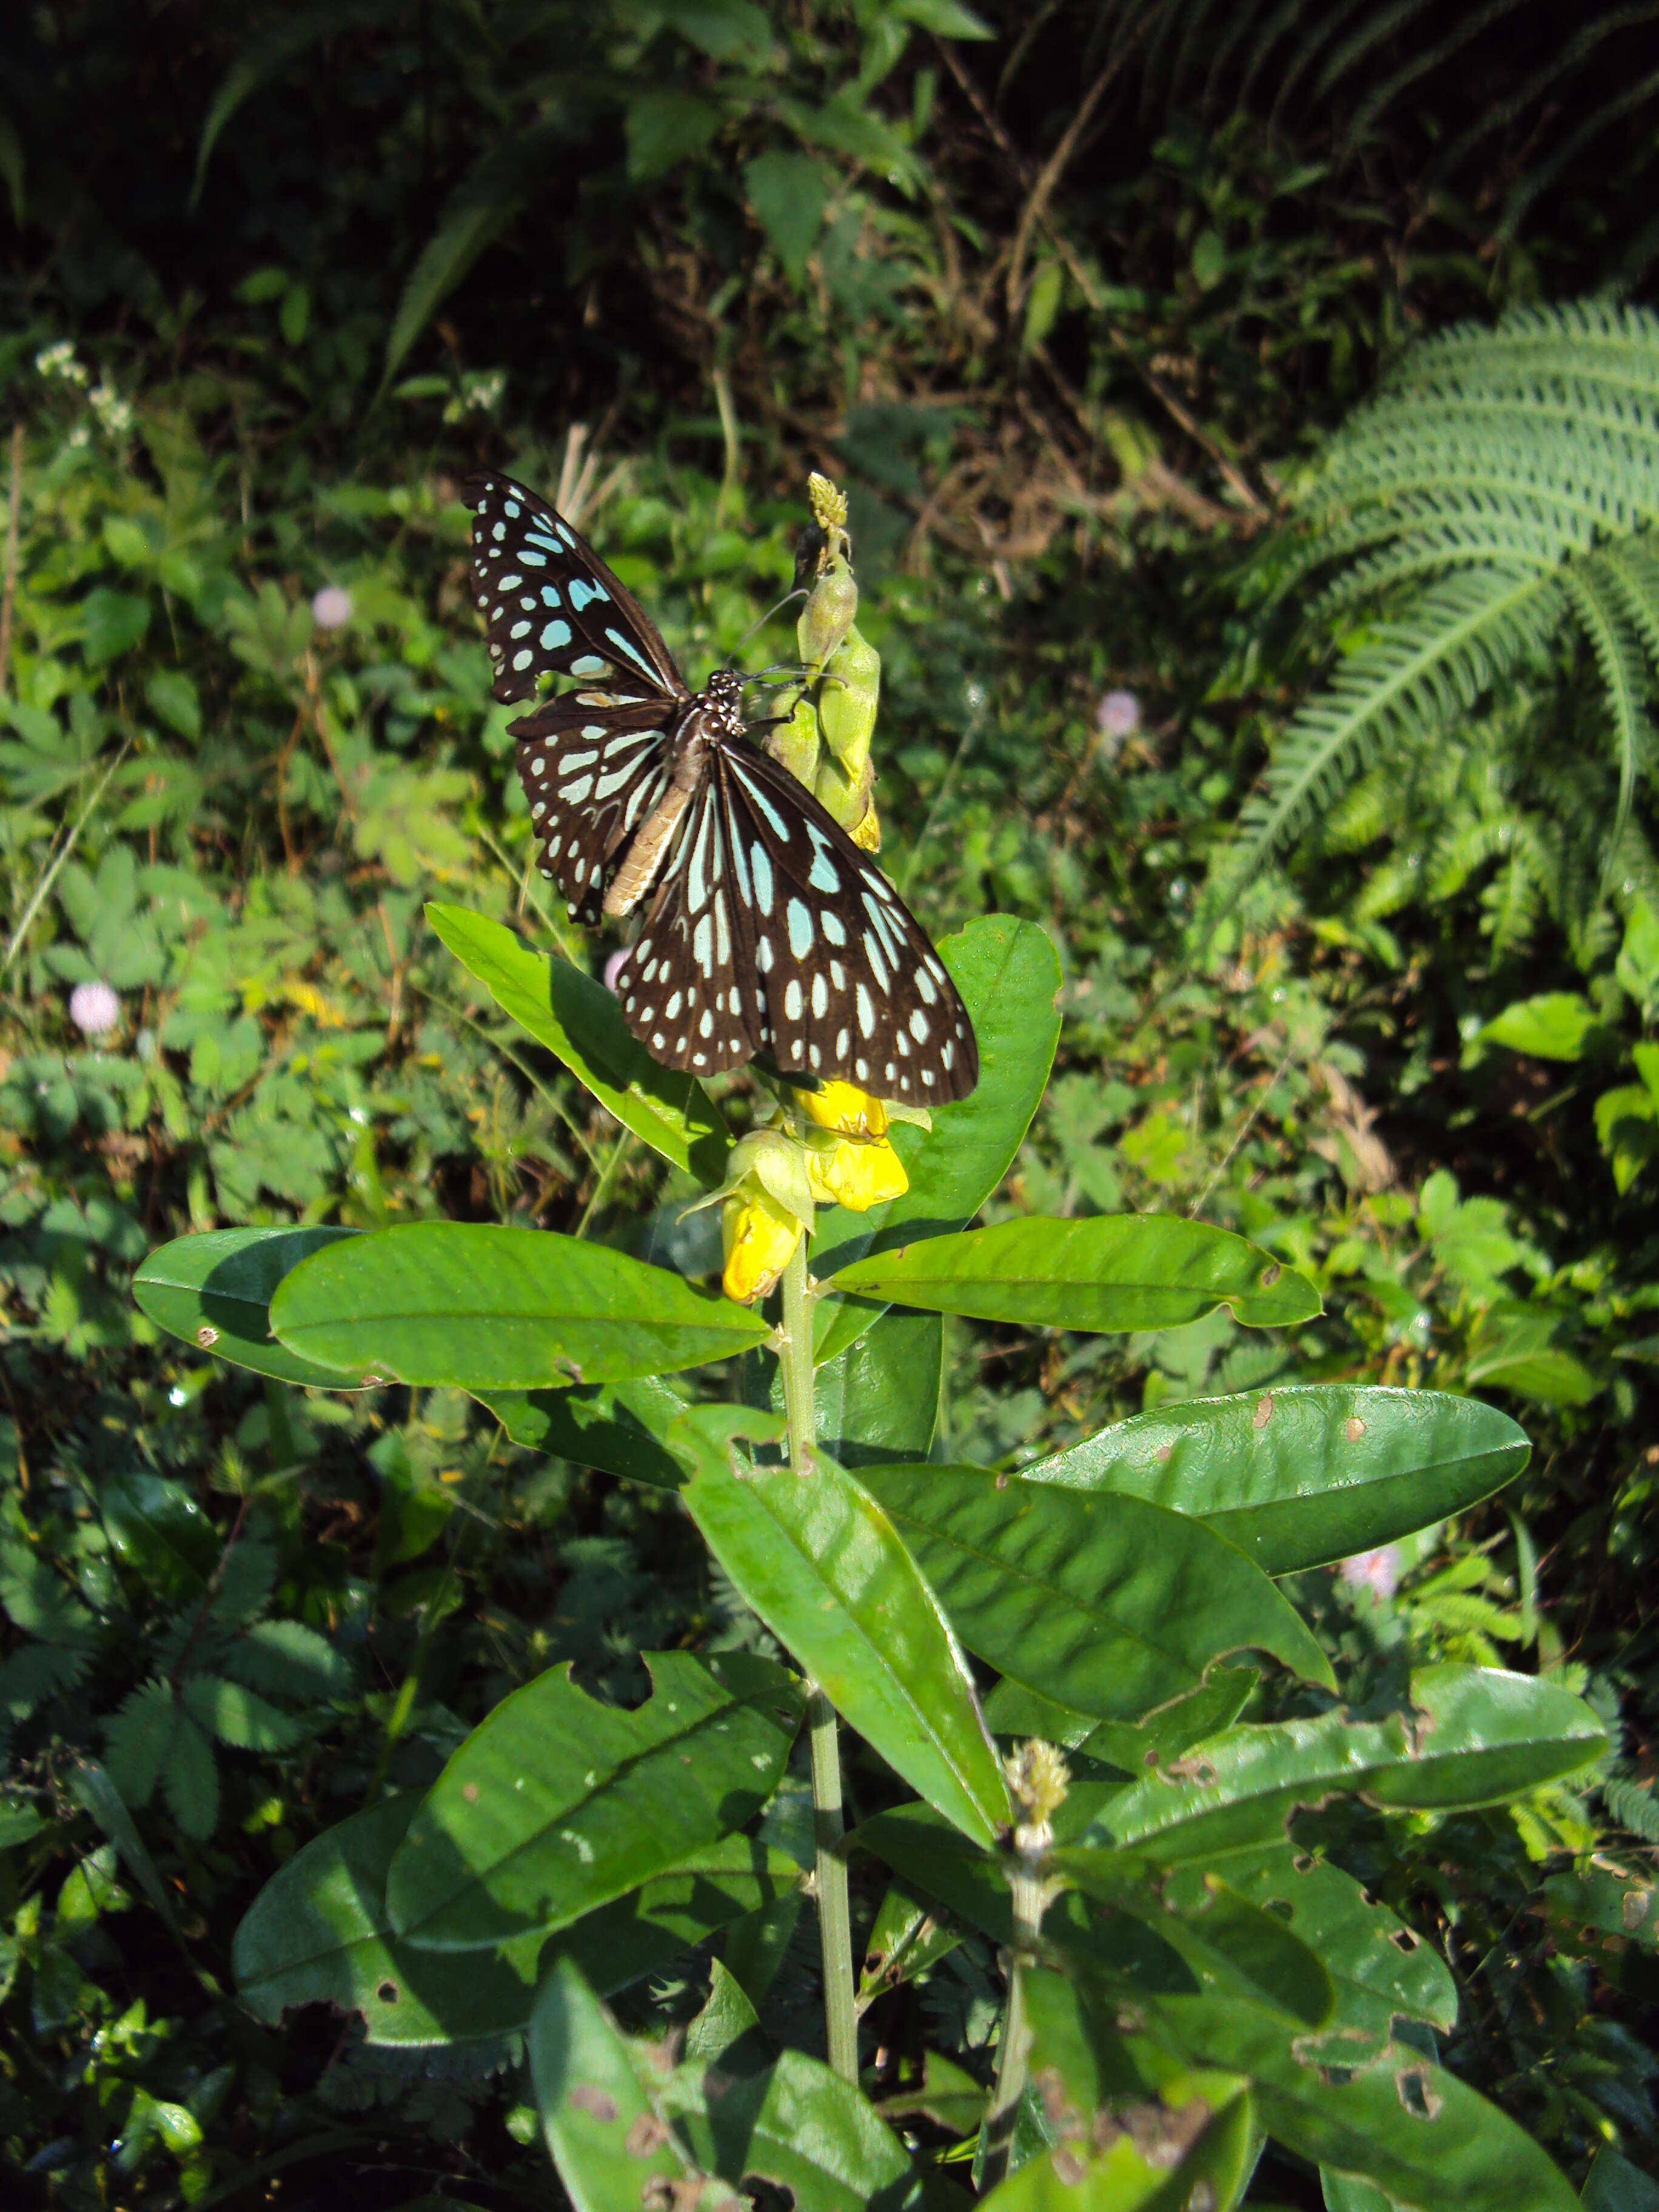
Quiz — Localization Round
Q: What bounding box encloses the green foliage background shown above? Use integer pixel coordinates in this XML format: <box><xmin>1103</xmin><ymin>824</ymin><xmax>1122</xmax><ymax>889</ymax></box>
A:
<box><xmin>5</xmin><ymin>0</ymin><xmax>1659</xmax><ymax>2202</ymax></box>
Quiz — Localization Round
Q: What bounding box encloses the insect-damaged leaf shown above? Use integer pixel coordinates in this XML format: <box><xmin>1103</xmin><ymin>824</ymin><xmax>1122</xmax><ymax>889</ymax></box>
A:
<box><xmin>386</xmin><ymin>1651</ymin><xmax>803</xmax><ymax>1950</ymax></box>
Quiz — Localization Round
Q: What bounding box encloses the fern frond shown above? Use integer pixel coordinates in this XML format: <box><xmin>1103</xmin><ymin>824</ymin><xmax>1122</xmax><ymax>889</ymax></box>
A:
<box><xmin>105</xmin><ymin>1679</ymin><xmax>181</xmax><ymax>1811</ymax></box>
<box><xmin>1561</xmin><ymin>559</ymin><xmax>1654</xmax><ymax>863</ymax></box>
<box><xmin>1339</xmin><ymin>0</ymin><xmax>1531</xmax><ymax>155</ymax></box>
<box><xmin>226</xmin><ymin>1617</ymin><xmax>354</xmax><ymax>1701</ymax></box>
<box><xmin>182</xmin><ymin>1672</ymin><xmax>306</xmax><ymax>1752</ymax></box>
<box><xmin>1602</xmin><ymin>1772</ymin><xmax>1659</xmax><ymax>1844</ymax></box>
<box><xmin>1598</xmin><ymin>536</ymin><xmax>1659</xmax><ymax>683</ymax></box>
<box><xmin>1236</xmin><ymin>566</ymin><xmax>1560</xmax><ymax>871</ymax></box>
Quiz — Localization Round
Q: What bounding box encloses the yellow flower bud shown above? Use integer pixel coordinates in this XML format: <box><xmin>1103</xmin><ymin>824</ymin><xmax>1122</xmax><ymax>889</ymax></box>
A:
<box><xmin>805</xmin><ymin>1130</ymin><xmax>908</xmax><ymax>1211</ymax></box>
<box><xmin>850</xmin><ymin>797</ymin><xmax>882</xmax><ymax>852</ymax></box>
<box><xmin>722</xmin><ymin>1185</ymin><xmax>803</xmax><ymax>1303</ymax></box>
<box><xmin>795</xmin><ymin>1080</ymin><xmax>888</xmax><ymax>1139</ymax></box>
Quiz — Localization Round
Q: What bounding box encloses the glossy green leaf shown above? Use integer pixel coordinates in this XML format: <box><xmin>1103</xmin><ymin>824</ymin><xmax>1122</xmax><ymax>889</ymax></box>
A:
<box><xmin>474</xmin><ymin>1376</ymin><xmax>688</xmax><ymax>1489</ymax></box>
<box><xmin>269</xmin><ymin>1222</ymin><xmax>769</xmax><ymax>1389</ymax></box>
<box><xmin>1127</xmin><ymin>1988</ymin><xmax>1577</xmax><ymax>2212</ymax></box>
<box><xmin>1082</xmin><ymin>1666</ymin><xmax>1606</xmax><ymax>1863</ymax></box>
<box><xmin>1024</xmin><ymin>1386</ymin><xmax>1530</xmax><ymax>1575</ymax></box>
<box><xmin>386</xmin><ymin>1651</ymin><xmax>803</xmax><ymax>1949</ymax></box>
<box><xmin>875</xmin><ymin>2050</ymin><xmax>987</xmax><ymax>2137</ymax></box>
<box><xmin>809</xmin><ymin>1305</ymin><xmax>942</xmax><ymax>1466</ymax></box>
<box><xmin>1539</xmin><ymin>1862</ymin><xmax>1659</xmax><ymax>1963</ymax></box>
<box><xmin>1477</xmin><ymin>991</ymin><xmax>1600</xmax><ymax>1061</ymax></box>
<box><xmin>427</xmin><ymin>903</ymin><xmax>729</xmax><ymax>1183</ymax></box>
<box><xmin>1581</xmin><ymin>2147</ymin><xmax>1659</xmax><ymax>2212</ymax></box>
<box><xmin>858</xmin><ymin>1463</ymin><xmax>1335</xmax><ymax>1719</ymax></box>
<box><xmin>829</xmin><ymin>1216</ymin><xmax>1319</xmax><ymax>1333</ymax></box>
<box><xmin>531</xmin><ymin>1959</ymin><xmax>696</xmax><ymax>2212</ymax></box>
<box><xmin>676</xmin><ymin>1411</ymin><xmax>1009</xmax><ymax>1845</ymax></box>
<box><xmin>233</xmin><ymin>1795</ymin><xmax>802</xmax><ymax>2046</ymax></box>
<box><xmin>815</xmin><ymin>914</ymin><xmax>1062</xmax><ymax>1358</ymax></box>
<box><xmin>662</xmin><ymin>2045</ymin><xmax>928</xmax><ymax>2212</ymax></box>
<box><xmin>134</xmin><ymin>1226</ymin><xmax>364</xmax><ymax>1386</ymax></box>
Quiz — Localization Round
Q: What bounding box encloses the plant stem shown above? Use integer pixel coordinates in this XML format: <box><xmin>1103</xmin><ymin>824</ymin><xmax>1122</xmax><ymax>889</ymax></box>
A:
<box><xmin>779</xmin><ymin>1232</ymin><xmax>859</xmax><ymax>2083</ymax></box>
<box><xmin>980</xmin><ymin>1862</ymin><xmax>1047</xmax><ymax>2191</ymax></box>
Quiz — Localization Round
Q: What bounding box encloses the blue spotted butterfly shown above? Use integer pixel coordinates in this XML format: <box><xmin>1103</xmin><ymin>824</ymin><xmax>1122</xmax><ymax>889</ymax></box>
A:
<box><xmin>468</xmin><ymin>472</ymin><xmax>978</xmax><ymax>1104</ymax></box>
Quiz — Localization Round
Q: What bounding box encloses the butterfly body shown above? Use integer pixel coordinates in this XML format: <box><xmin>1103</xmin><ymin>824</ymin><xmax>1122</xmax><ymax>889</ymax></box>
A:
<box><xmin>468</xmin><ymin>472</ymin><xmax>978</xmax><ymax>1102</ymax></box>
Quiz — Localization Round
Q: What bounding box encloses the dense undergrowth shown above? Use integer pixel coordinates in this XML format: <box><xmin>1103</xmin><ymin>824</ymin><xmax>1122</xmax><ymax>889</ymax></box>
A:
<box><xmin>5</xmin><ymin>1</ymin><xmax>1659</xmax><ymax>2204</ymax></box>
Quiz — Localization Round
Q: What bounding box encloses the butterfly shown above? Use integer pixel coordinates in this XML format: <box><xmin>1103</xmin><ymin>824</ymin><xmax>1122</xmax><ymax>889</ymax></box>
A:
<box><xmin>466</xmin><ymin>471</ymin><xmax>979</xmax><ymax>1104</ymax></box>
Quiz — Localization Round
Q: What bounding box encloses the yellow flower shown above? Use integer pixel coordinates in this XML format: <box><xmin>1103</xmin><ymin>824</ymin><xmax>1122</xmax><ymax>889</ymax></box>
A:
<box><xmin>805</xmin><ymin>1130</ymin><xmax>908</xmax><ymax>1211</ymax></box>
<box><xmin>795</xmin><ymin>1080</ymin><xmax>889</xmax><ymax>1139</ymax></box>
<box><xmin>722</xmin><ymin>1185</ymin><xmax>803</xmax><ymax>1304</ymax></box>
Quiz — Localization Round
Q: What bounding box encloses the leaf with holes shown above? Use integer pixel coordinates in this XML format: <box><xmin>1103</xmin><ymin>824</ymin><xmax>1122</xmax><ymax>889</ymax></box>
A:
<box><xmin>531</xmin><ymin>1959</ymin><xmax>699</xmax><ymax>2212</ymax></box>
<box><xmin>1074</xmin><ymin>1666</ymin><xmax>1606</xmax><ymax>1863</ymax></box>
<box><xmin>234</xmin><ymin>1796</ymin><xmax>802</xmax><ymax>2047</ymax></box>
<box><xmin>386</xmin><ymin>1651</ymin><xmax>802</xmax><ymax>1950</ymax></box>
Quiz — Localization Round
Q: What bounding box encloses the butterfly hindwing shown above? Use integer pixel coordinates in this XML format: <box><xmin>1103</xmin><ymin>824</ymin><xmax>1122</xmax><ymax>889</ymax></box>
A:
<box><xmin>465</xmin><ymin>473</ymin><xmax>685</xmax><ymax>705</ymax></box>
<box><xmin>611</xmin><ymin>779</ymin><xmax>762</xmax><ymax>1075</ymax></box>
<box><xmin>717</xmin><ymin>747</ymin><xmax>977</xmax><ymax>1104</ymax></box>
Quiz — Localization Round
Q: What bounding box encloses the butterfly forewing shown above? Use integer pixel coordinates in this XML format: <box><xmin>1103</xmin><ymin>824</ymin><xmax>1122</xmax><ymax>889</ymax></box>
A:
<box><xmin>465</xmin><ymin>473</ymin><xmax>685</xmax><ymax>705</ymax></box>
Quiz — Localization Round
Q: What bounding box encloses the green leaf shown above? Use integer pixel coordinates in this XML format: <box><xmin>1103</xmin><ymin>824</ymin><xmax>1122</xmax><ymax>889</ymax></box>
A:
<box><xmin>427</xmin><ymin>904</ymin><xmax>729</xmax><ymax>1182</ymax></box>
<box><xmin>858</xmin><ymin>1463</ymin><xmax>1335</xmax><ymax>1719</ymax></box>
<box><xmin>859</xmin><ymin>1874</ymin><xmax>964</xmax><ymax>2008</ymax></box>
<box><xmin>234</xmin><ymin>1797</ymin><xmax>800</xmax><ymax>2047</ymax></box>
<box><xmin>475</xmin><ymin>1376</ymin><xmax>689</xmax><ymax>1489</ymax></box>
<box><xmin>81</xmin><ymin>588</ymin><xmax>151</xmax><ymax>665</ymax></box>
<box><xmin>745</xmin><ymin>152</ymin><xmax>827</xmax><ymax>283</ymax></box>
<box><xmin>675</xmin><ymin>1410</ymin><xmax>1009</xmax><ymax>1845</ymax></box>
<box><xmin>893</xmin><ymin>0</ymin><xmax>994</xmax><ymax>36</ymax></box>
<box><xmin>1052</xmin><ymin>1851</ymin><xmax>1335</xmax><ymax>2028</ymax></box>
<box><xmin>1478</xmin><ymin>991</ymin><xmax>1601</xmax><ymax>1061</ymax></box>
<box><xmin>1081</xmin><ymin>1666</ymin><xmax>1606</xmax><ymax>1863</ymax></box>
<box><xmin>815</xmin><ymin>914</ymin><xmax>1062</xmax><ymax>1299</ymax></box>
<box><xmin>809</xmin><ymin>1305</ymin><xmax>942</xmax><ymax>1467</ymax></box>
<box><xmin>662</xmin><ymin>2046</ymin><xmax>928</xmax><ymax>2212</ymax></box>
<box><xmin>386</xmin><ymin>1651</ymin><xmax>802</xmax><ymax>1950</ymax></box>
<box><xmin>1023</xmin><ymin>1386</ymin><xmax>1530</xmax><ymax>1575</ymax></box>
<box><xmin>531</xmin><ymin>1959</ymin><xmax>698</xmax><ymax>2211</ymax></box>
<box><xmin>828</xmin><ymin>1217</ymin><xmax>1320</xmax><ymax>1333</ymax></box>
<box><xmin>626</xmin><ymin>90</ymin><xmax>724</xmax><ymax>183</ymax></box>
<box><xmin>1125</xmin><ymin>1988</ymin><xmax>1577</xmax><ymax>2212</ymax></box>
<box><xmin>269</xmin><ymin>1223</ymin><xmax>769</xmax><ymax>1389</ymax></box>
<box><xmin>134</xmin><ymin>1227</ymin><xmax>366</xmax><ymax>1387</ymax></box>
<box><xmin>181</xmin><ymin>1674</ymin><xmax>304</xmax><ymax>1752</ymax></box>
<box><xmin>1582</xmin><ymin>2147</ymin><xmax>1659</xmax><ymax>2212</ymax></box>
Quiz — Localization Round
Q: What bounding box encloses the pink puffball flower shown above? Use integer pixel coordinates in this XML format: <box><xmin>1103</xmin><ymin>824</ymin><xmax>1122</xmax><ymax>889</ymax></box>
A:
<box><xmin>602</xmin><ymin>948</ymin><xmax>628</xmax><ymax>995</ymax></box>
<box><xmin>1340</xmin><ymin>1547</ymin><xmax>1401</xmax><ymax>1601</ymax></box>
<box><xmin>311</xmin><ymin>585</ymin><xmax>354</xmax><ymax>630</ymax></box>
<box><xmin>1096</xmin><ymin>688</ymin><xmax>1141</xmax><ymax>740</ymax></box>
<box><xmin>69</xmin><ymin>980</ymin><xmax>120</xmax><ymax>1037</ymax></box>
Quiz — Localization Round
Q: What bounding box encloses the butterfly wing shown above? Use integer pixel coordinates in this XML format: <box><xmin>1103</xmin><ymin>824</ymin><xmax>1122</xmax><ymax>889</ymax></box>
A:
<box><xmin>611</xmin><ymin>737</ymin><xmax>977</xmax><ymax>1102</ymax></box>
<box><xmin>611</xmin><ymin>774</ymin><xmax>763</xmax><ymax>1076</ymax></box>
<box><xmin>512</xmin><ymin>694</ymin><xmax>676</xmax><ymax>925</ymax></box>
<box><xmin>465</xmin><ymin>472</ymin><xmax>686</xmax><ymax>704</ymax></box>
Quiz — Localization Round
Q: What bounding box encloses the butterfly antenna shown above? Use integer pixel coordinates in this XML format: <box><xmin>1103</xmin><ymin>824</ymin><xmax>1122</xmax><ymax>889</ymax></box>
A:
<box><xmin>726</xmin><ymin>588</ymin><xmax>806</xmax><ymax>669</ymax></box>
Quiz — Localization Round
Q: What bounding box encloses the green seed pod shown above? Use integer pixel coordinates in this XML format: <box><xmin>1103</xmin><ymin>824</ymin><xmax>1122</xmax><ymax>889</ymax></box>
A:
<box><xmin>817</xmin><ymin>626</ymin><xmax>880</xmax><ymax>781</ymax></box>
<box><xmin>797</xmin><ymin>559</ymin><xmax>859</xmax><ymax>671</ymax></box>
<box><xmin>769</xmin><ymin>691</ymin><xmax>820</xmax><ymax>789</ymax></box>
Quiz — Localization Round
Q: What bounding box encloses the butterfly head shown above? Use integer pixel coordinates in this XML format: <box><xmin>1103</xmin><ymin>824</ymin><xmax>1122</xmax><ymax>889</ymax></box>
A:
<box><xmin>704</xmin><ymin>666</ymin><xmax>748</xmax><ymax>736</ymax></box>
